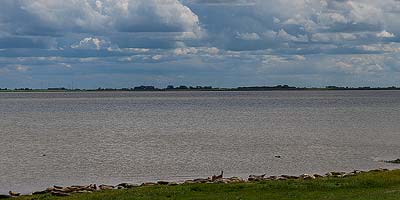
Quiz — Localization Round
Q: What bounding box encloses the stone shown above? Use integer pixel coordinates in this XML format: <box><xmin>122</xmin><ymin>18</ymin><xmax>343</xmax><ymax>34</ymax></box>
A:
<box><xmin>168</xmin><ymin>182</ymin><xmax>179</xmax><ymax>186</ymax></box>
<box><xmin>194</xmin><ymin>178</ymin><xmax>210</xmax><ymax>183</ymax></box>
<box><xmin>99</xmin><ymin>185</ymin><xmax>115</xmax><ymax>190</ymax></box>
<box><xmin>213</xmin><ymin>178</ymin><xmax>230</xmax><ymax>184</ymax></box>
<box><xmin>313</xmin><ymin>174</ymin><xmax>324</xmax><ymax>178</ymax></box>
<box><xmin>51</xmin><ymin>191</ymin><xmax>71</xmax><ymax>197</ymax></box>
<box><xmin>299</xmin><ymin>174</ymin><xmax>316</xmax><ymax>180</ymax></box>
<box><xmin>352</xmin><ymin>170</ymin><xmax>364</xmax><ymax>174</ymax></box>
<box><xmin>228</xmin><ymin>177</ymin><xmax>246</xmax><ymax>183</ymax></box>
<box><xmin>117</xmin><ymin>183</ymin><xmax>138</xmax><ymax>189</ymax></box>
<box><xmin>369</xmin><ymin>168</ymin><xmax>389</xmax><ymax>173</ymax></box>
<box><xmin>326</xmin><ymin>172</ymin><xmax>346</xmax><ymax>177</ymax></box>
<box><xmin>265</xmin><ymin>176</ymin><xmax>278</xmax><ymax>180</ymax></box>
<box><xmin>67</xmin><ymin>185</ymin><xmax>94</xmax><ymax>192</ymax></box>
<box><xmin>89</xmin><ymin>184</ymin><xmax>98</xmax><ymax>190</ymax></box>
<box><xmin>32</xmin><ymin>190</ymin><xmax>49</xmax><ymax>195</ymax></box>
<box><xmin>141</xmin><ymin>182</ymin><xmax>158</xmax><ymax>186</ymax></box>
<box><xmin>248</xmin><ymin>174</ymin><xmax>266</xmax><ymax>181</ymax></box>
<box><xmin>157</xmin><ymin>181</ymin><xmax>169</xmax><ymax>185</ymax></box>
<box><xmin>53</xmin><ymin>185</ymin><xmax>64</xmax><ymax>189</ymax></box>
<box><xmin>280</xmin><ymin>175</ymin><xmax>299</xmax><ymax>179</ymax></box>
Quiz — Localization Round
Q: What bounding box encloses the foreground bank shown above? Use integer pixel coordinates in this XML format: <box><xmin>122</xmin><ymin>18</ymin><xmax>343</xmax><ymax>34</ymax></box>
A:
<box><xmin>6</xmin><ymin>169</ymin><xmax>400</xmax><ymax>200</ymax></box>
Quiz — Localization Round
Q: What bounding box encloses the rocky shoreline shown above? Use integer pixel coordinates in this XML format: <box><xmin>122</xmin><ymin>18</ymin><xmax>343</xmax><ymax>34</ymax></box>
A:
<box><xmin>1</xmin><ymin>168</ymin><xmax>397</xmax><ymax>199</ymax></box>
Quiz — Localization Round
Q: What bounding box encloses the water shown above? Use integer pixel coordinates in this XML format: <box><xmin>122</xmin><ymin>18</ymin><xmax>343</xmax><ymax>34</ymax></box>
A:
<box><xmin>0</xmin><ymin>91</ymin><xmax>399</xmax><ymax>194</ymax></box>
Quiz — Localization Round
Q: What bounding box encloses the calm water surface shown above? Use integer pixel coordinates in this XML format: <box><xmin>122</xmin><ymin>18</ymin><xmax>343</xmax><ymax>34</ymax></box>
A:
<box><xmin>1</xmin><ymin>91</ymin><xmax>400</xmax><ymax>193</ymax></box>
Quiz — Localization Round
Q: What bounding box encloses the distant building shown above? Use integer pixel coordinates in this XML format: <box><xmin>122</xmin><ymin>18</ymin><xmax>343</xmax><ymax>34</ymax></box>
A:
<box><xmin>48</xmin><ymin>87</ymin><xmax>66</xmax><ymax>90</ymax></box>
<box><xmin>133</xmin><ymin>86</ymin><xmax>156</xmax><ymax>91</ymax></box>
<box><xmin>177</xmin><ymin>85</ymin><xmax>188</xmax><ymax>90</ymax></box>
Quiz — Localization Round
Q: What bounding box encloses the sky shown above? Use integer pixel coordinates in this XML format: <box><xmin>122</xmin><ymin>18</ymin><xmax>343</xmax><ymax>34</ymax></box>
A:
<box><xmin>1</xmin><ymin>0</ymin><xmax>400</xmax><ymax>89</ymax></box>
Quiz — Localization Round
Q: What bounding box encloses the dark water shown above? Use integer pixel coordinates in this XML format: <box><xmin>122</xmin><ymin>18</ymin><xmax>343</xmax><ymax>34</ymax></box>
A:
<box><xmin>1</xmin><ymin>91</ymin><xmax>399</xmax><ymax>194</ymax></box>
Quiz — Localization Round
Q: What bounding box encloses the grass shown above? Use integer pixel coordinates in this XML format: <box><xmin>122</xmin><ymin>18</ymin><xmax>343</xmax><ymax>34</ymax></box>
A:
<box><xmin>17</xmin><ymin>170</ymin><xmax>400</xmax><ymax>200</ymax></box>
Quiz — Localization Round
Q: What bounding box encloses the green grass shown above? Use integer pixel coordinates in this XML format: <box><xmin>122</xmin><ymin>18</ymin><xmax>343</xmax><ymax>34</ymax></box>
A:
<box><xmin>17</xmin><ymin>170</ymin><xmax>400</xmax><ymax>200</ymax></box>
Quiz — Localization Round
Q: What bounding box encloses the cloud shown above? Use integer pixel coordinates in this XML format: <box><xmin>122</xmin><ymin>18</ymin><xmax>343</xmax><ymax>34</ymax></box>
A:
<box><xmin>236</xmin><ymin>32</ymin><xmax>260</xmax><ymax>40</ymax></box>
<box><xmin>1</xmin><ymin>0</ymin><xmax>400</xmax><ymax>88</ymax></box>
<box><xmin>71</xmin><ymin>37</ymin><xmax>115</xmax><ymax>50</ymax></box>
<box><xmin>0</xmin><ymin>0</ymin><xmax>201</xmax><ymax>35</ymax></box>
<box><xmin>15</xmin><ymin>65</ymin><xmax>31</xmax><ymax>72</ymax></box>
<box><xmin>376</xmin><ymin>30</ymin><xmax>395</xmax><ymax>38</ymax></box>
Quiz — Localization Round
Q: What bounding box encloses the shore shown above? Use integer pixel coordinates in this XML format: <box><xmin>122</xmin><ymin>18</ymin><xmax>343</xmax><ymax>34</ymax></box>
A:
<box><xmin>3</xmin><ymin>168</ymin><xmax>400</xmax><ymax>200</ymax></box>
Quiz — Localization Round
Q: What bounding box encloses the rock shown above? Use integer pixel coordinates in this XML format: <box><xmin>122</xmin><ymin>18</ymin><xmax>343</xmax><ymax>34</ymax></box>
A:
<box><xmin>369</xmin><ymin>168</ymin><xmax>389</xmax><ymax>172</ymax></box>
<box><xmin>0</xmin><ymin>195</ymin><xmax>11</xmax><ymax>199</ymax></box>
<box><xmin>194</xmin><ymin>178</ymin><xmax>210</xmax><ymax>183</ymax></box>
<box><xmin>280</xmin><ymin>175</ymin><xmax>299</xmax><ymax>179</ymax></box>
<box><xmin>157</xmin><ymin>181</ymin><xmax>169</xmax><ymax>185</ymax></box>
<box><xmin>313</xmin><ymin>174</ymin><xmax>324</xmax><ymax>178</ymax></box>
<box><xmin>8</xmin><ymin>191</ymin><xmax>20</xmax><ymax>197</ymax></box>
<box><xmin>326</xmin><ymin>172</ymin><xmax>346</xmax><ymax>177</ymax></box>
<box><xmin>213</xmin><ymin>178</ymin><xmax>230</xmax><ymax>184</ymax></box>
<box><xmin>70</xmin><ymin>185</ymin><xmax>87</xmax><ymax>188</ymax></box>
<box><xmin>67</xmin><ymin>185</ymin><xmax>96</xmax><ymax>193</ymax></box>
<box><xmin>299</xmin><ymin>174</ymin><xmax>316</xmax><ymax>180</ymax></box>
<box><xmin>248</xmin><ymin>174</ymin><xmax>266</xmax><ymax>181</ymax></box>
<box><xmin>51</xmin><ymin>191</ymin><xmax>70</xmax><ymax>197</ymax></box>
<box><xmin>117</xmin><ymin>183</ymin><xmax>138</xmax><ymax>189</ymax></box>
<box><xmin>352</xmin><ymin>170</ymin><xmax>364</xmax><ymax>174</ymax></box>
<box><xmin>89</xmin><ymin>184</ymin><xmax>98</xmax><ymax>190</ymax></box>
<box><xmin>53</xmin><ymin>185</ymin><xmax>64</xmax><ymax>189</ymax></box>
<box><xmin>227</xmin><ymin>177</ymin><xmax>246</xmax><ymax>183</ymax></box>
<box><xmin>332</xmin><ymin>172</ymin><xmax>346</xmax><ymax>176</ymax></box>
<box><xmin>32</xmin><ymin>190</ymin><xmax>49</xmax><ymax>195</ymax></box>
<box><xmin>56</xmin><ymin>188</ymin><xmax>72</xmax><ymax>193</ymax></box>
<box><xmin>265</xmin><ymin>176</ymin><xmax>278</xmax><ymax>180</ymax></box>
<box><xmin>141</xmin><ymin>182</ymin><xmax>158</xmax><ymax>187</ymax></box>
<box><xmin>99</xmin><ymin>185</ymin><xmax>115</xmax><ymax>190</ymax></box>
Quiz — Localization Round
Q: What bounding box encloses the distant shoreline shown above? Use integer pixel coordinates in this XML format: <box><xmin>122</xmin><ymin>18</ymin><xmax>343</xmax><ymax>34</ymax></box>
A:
<box><xmin>1</xmin><ymin>85</ymin><xmax>400</xmax><ymax>93</ymax></box>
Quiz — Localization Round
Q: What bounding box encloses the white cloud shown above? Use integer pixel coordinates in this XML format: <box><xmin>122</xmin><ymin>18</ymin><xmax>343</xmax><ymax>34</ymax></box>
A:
<box><xmin>293</xmin><ymin>55</ymin><xmax>306</xmax><ymax>61</ymax></box>
<box><xmin>311</xmin><ymin>33</ymin><xmax>358</xmax><ymax>43</ymax></box>
<box><xmin>174</xmin><ymin>47</ymin><xmax>199</xmax><ymax>55</ymax></box>
<box><xmin>173</xmin><ymin>47</ymin><xmax>220</xmax><ymax>55</ymax></box>
<box><xmin>15</xmin><ymin>65</ymin><xmax>30</xmax><ymax>72</ymax></box>
<box><xmin>376</xmin><ymin>30</ymin><xmax>395</xmax><ymax>38</ymax></box>
<box><xmin>236</xmin><ymin>32</ymin><xmax>260</xmax><ymax>40</ymax></box>
<box><xmin>335</xmin><ymin>55</ymin><xmax>385</xmax><ymax>75</ymax></box>
<box><xmin>277</xmin><ymin>29</ymin><xmax>308</xmax><ymax>42</ymax></box>
<box><xmin>71</xmin><ymin>37</ymin><xmax>114</xmax><ymax>50</ymax></box>
<box><xmin>0</xmin><ymin>0</ymin><xmax>201</xmax><ymax>35</ymax></box>
<box><xmin>152</xmin><ymin>55</ymin><xmax>163</xmax><ymax>60</ymax></box>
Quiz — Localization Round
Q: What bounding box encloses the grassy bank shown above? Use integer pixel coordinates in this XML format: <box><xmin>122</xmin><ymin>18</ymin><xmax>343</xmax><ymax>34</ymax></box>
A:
<box><xmin>16</xmin><ymin>170</ymin><xmax>400</xmax><ymax>200</ymax></box>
